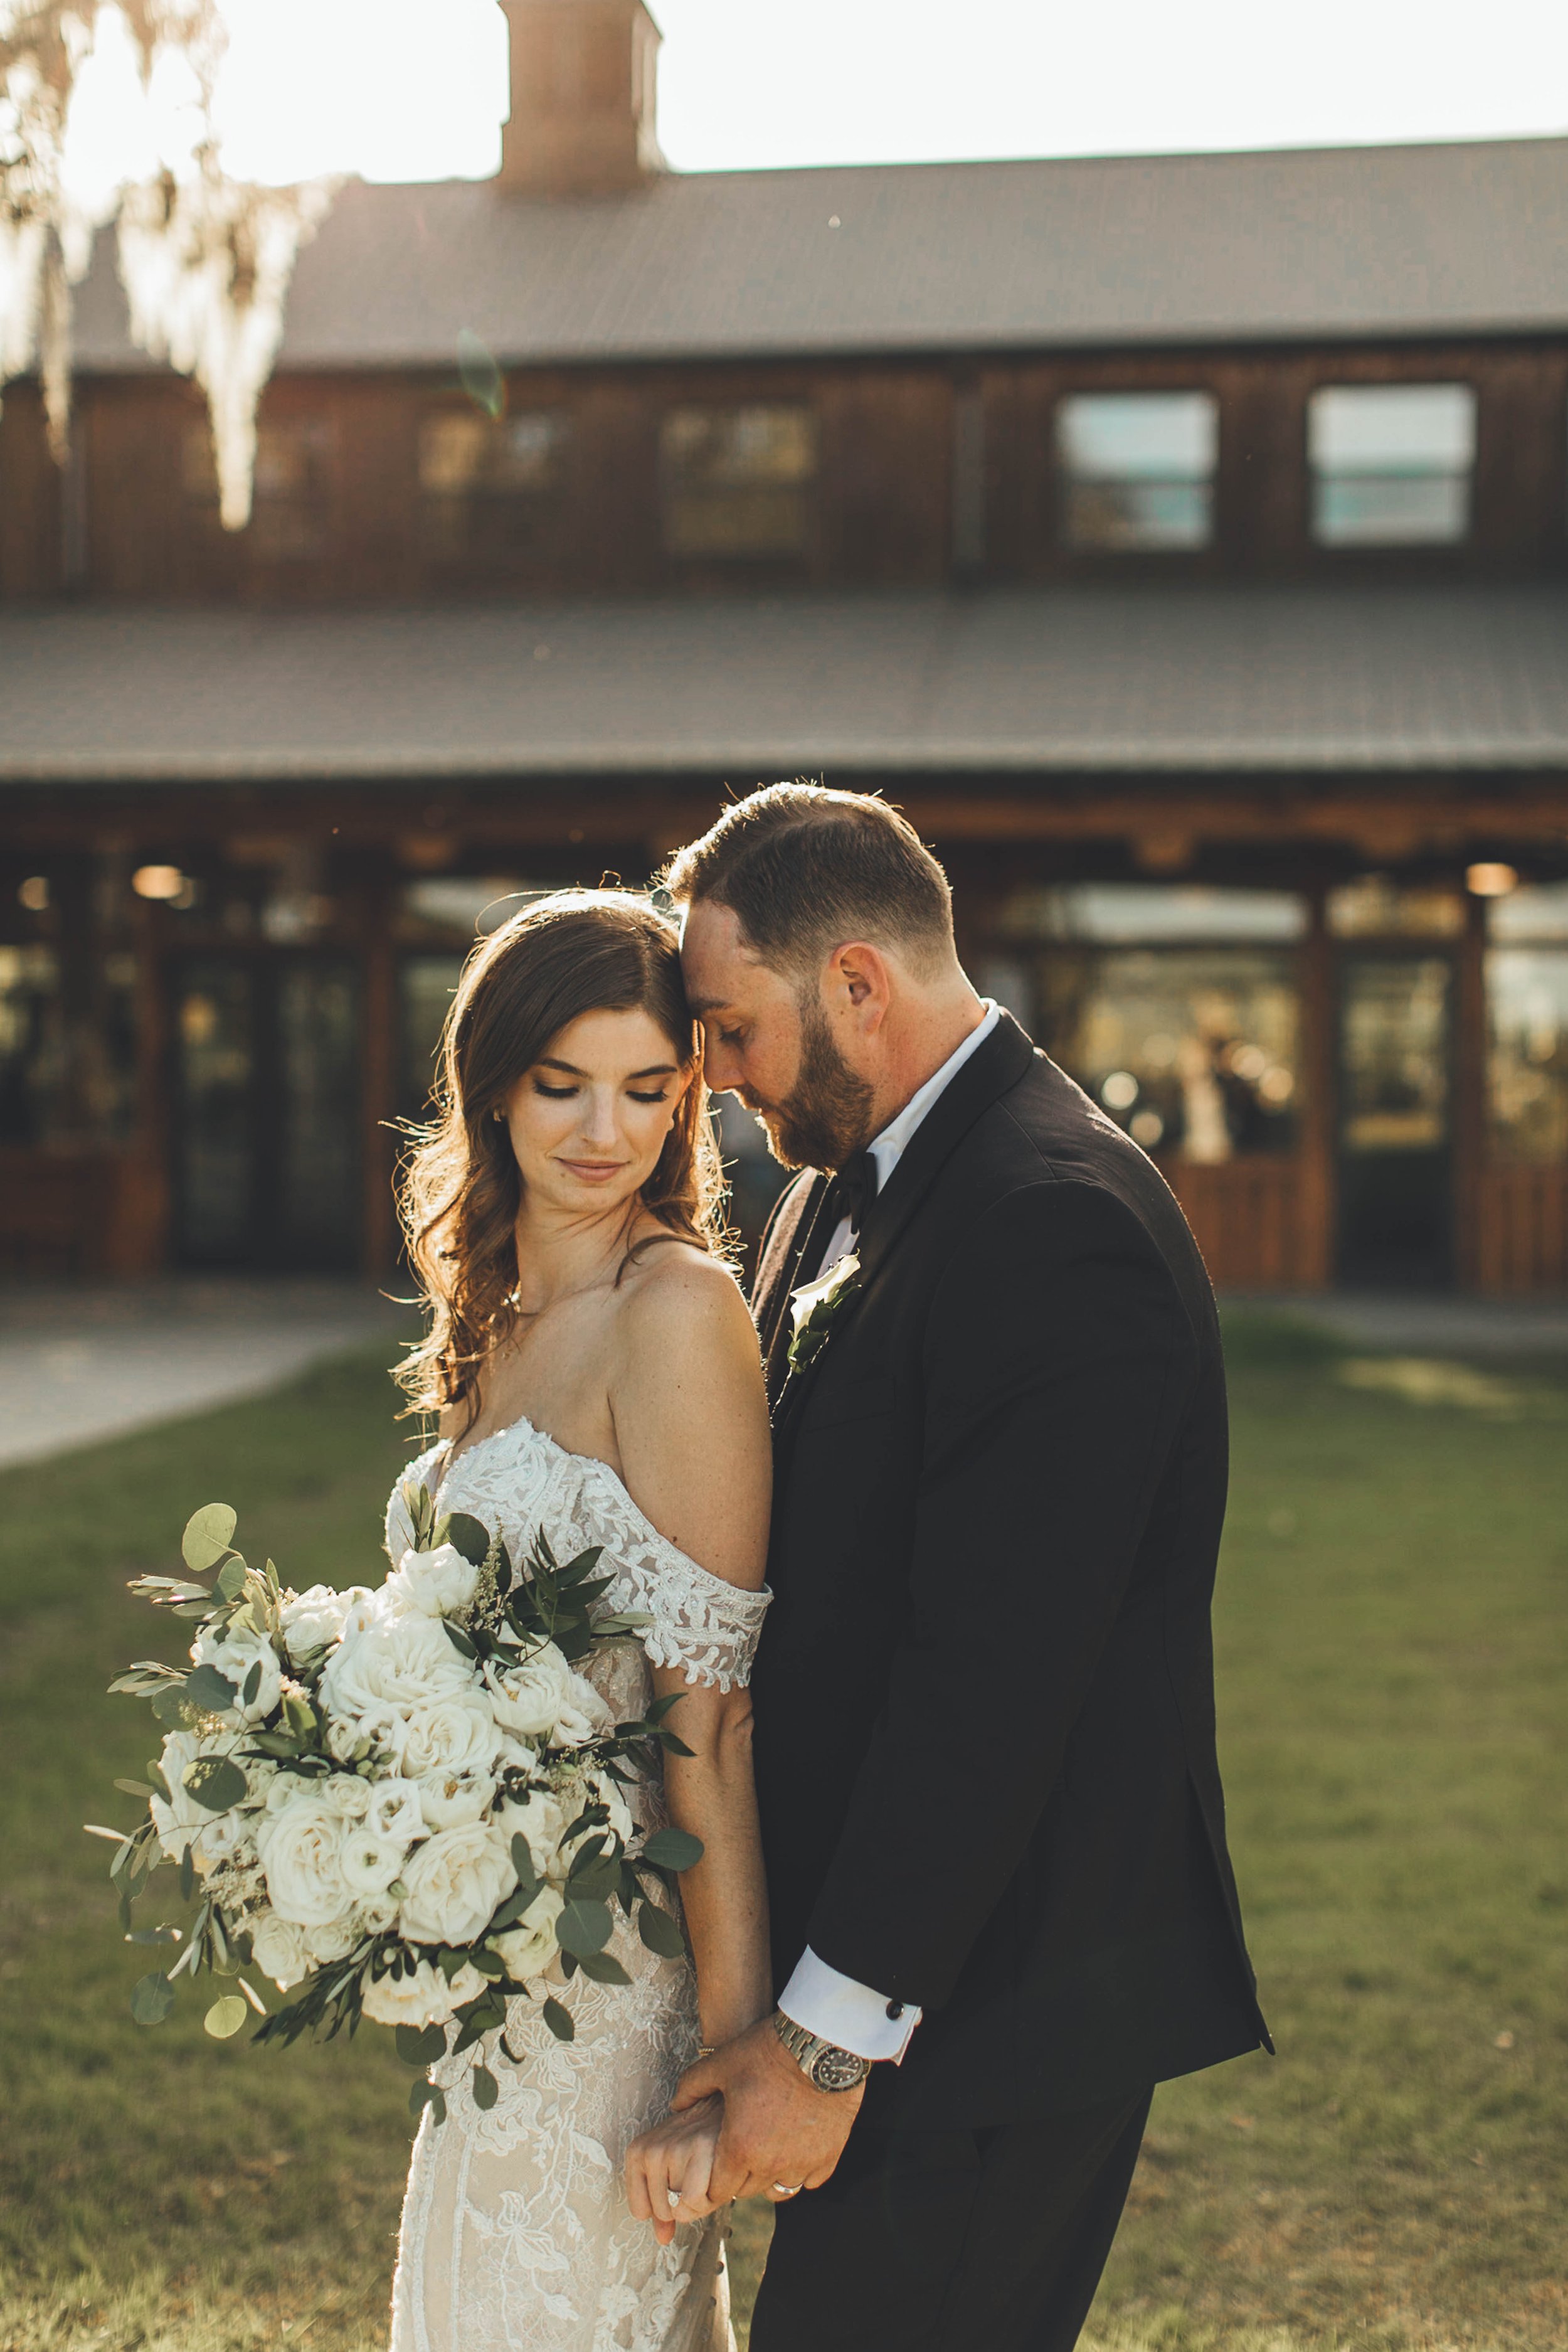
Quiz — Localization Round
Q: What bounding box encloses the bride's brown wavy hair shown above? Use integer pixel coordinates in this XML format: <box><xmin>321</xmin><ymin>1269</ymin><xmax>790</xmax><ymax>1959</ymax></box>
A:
<box><xmin>395</xmin><ymin>890</ymin><xmax>729</xmax><ymax>1429</ymax></box>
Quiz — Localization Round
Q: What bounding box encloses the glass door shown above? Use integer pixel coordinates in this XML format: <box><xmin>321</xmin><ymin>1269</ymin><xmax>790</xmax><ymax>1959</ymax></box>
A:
<box><xmin>174</xmin><ymin>954</ymin><xmax>362</xmax><ymax>1269</ymax></box>
<box><xmin>1337</xmin><ymin>954</ymin><xmax>1454</xmax><ymax>1287</ymax></box>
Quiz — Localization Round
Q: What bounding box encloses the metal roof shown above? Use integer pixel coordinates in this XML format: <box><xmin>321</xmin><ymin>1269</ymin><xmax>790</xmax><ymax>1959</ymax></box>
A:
<box><xmin>70</xmin><ymin>137</ymin><xmax>1568</xmax><ymax>375</ymax></box>
<box><xmin>4</xmin><ymin>585</ymin><xmax>1567</xmax><ymax>784</ymax></box>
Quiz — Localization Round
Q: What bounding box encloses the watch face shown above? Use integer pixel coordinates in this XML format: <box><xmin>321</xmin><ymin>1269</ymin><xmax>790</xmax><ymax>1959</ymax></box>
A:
<box><xmin>808</xmin><ymin>2046</ymin><xmax>868</xmax><ymax>2094</ymax></box>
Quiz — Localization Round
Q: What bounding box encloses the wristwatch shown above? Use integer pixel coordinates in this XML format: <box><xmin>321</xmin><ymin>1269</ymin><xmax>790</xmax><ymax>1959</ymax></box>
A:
<box><xmin>772</xmin><ymin>2009</ymin><xmax>873</xmax><ymax>2093</ymax></box>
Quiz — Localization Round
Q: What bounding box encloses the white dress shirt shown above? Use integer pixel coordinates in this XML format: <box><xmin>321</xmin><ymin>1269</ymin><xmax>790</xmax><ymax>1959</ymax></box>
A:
<box><xmin>777</xmin><ymin>1001</ymin><xmax>1000</xmax><ymax>2065</ymax></box>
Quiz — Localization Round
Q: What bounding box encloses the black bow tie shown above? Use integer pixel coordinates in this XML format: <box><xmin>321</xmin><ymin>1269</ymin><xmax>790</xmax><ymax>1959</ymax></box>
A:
<box><xmin>834</xmin><ymin>1148</ymin><xmax>879</xmax><ymax>1232</ymax></box>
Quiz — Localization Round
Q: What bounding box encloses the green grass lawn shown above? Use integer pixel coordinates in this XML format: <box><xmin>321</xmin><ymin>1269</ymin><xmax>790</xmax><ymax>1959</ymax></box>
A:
<box><xmin>1</xmin><ymin>1318</ymin><xmax>1564</xmax><ymax>2352</ymax></box>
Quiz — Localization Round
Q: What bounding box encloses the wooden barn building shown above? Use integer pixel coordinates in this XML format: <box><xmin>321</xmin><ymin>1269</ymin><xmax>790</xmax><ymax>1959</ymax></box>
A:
<box><xmin>3</xmin><ymin>0</ymin><xmax>1567</xmax><ymax>1292</ymax></box>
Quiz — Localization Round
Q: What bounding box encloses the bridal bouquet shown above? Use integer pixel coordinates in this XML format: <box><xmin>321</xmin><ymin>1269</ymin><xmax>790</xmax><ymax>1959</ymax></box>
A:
<box><xmin>91</xmin><ymin>1487</ymin><xmax>701</xmax><ymax>2122</ymax></box>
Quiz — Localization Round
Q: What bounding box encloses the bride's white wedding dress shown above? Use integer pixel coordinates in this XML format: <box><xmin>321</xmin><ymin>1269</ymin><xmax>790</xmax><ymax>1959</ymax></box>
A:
<box><xmin>384</xmin><ymin>1417</ymin><xmax>771</xmax><ymax>2352</ymax></box>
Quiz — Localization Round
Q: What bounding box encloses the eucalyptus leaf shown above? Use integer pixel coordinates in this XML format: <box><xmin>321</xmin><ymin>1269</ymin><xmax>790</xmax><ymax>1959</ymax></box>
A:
<box><xmin>555</xmin><ymin>1898</ymin><xmax>613</xmax><ymax>1958</ymax></box>
<box><xmin>443</xmin><ymin>1512</ymin><xmax>492</xmax><ymax>1568</ymax></box>
<box><xmin>241</xmin><ymin>1659</ymin><xmax>262</xmax><ymax>1707</ymax></box>
<box><xmin>182</xmin><ymin>1755</ymin><xmax>248</xmax><ymax>1812</ymax></box>
<box><xmin>470</xmin><ymin>2064</ymin><xmax>499</xmax><ymax>2110</ymax></box>
<box><xmin>182</xmin><ymin>1504</ymin><xmax>238</xmax><ymax>1573</ymax></box>
<box><xmin>179</xmin><ymin>1844</ymin><xmax>194</xmax><ymax>1901</ymax></box>
<box><xmin>509</xmin><ymin>1835</ymin><xmax>541</xmax><ymax>1900</ymax></box>
<box><xmin>184</xmin><ymin>1663</ymin><xmax>239</xmax><ymax>1716</ymax></box>
<box><xmin>395</xmin><ymin>2023</ymin><xmax>447</xmax><ymax>2068</ymax></box>
<box><xmin>130</xmin><ymin>1971</ymin><xmax>176</xmax><ymax>2026</ymax></box>
<box><xmin>636</xmin><ymin>1902</ymin><xmax>687</xmax><ymax>1960</ymax></box>
<box><xmin>409</xmin><ymin>2080</ymin><xmax>447</xmax><ymax>2127</ymax></box>
<box><xmin>573</xmin><ymin>1949</ymin><xmax>631</xmax><ymax>1986</ymax></box>
<box><xmin>204</xmin><ymin>1994</ymin><xmax>248</xmax><ymax>2039</ymax></box>
<box><xmin>152</xmin><ymin>1685</ymin><xmax>191</xmax><ymax>1727</ymax></box>
<box><xmin>640</xmin><ymin>1827</ymin><xmax>704</xmax><ymax>1873</ymax></box>
<box><xmin>541</xmin><ymin>1997</ymin><xmax>575</xmax><ymax>2043</ymax></box>
<box><xmin>216</xmin><ymin>1557</ymin><xmax>249</xmax><ymax>1602</ymax></box>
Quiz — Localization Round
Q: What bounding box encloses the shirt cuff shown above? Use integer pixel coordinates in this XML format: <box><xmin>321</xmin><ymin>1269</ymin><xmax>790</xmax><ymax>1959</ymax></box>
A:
<box><xmin>777</xmin><ymin>1947</ymin><xmax>922</xmax><ymax>2063</ymax></box>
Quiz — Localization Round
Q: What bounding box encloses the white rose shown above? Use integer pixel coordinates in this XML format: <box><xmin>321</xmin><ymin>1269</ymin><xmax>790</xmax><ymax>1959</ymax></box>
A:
<box><xmin>278</xmin><ymin>1583</ymin><xmax>371</xmax><ymax>1661</ymax></box>
<box><xmin>360</xmin><ymin>1956</ymin><xmax>486</xmax><ymax>2030</ymax></box>
<box><xmin>190</xmin><ymin>1620</ymin><xmax>283</xmax><ymax>1725</ymax></box>
<box><xmin>316</xmin><ymin>1772</ymin><xmax>373</xmax><ymax>1820</ymax></box>
<box><xmin>398</xmin><ymin>1821</ymin><xmax>516</xmax><ymax>1948</ymax></box>
<box><xmin>305</xmin><ymin>1915</ymin><xmax>360</xmax><ymax>1966</ymax></box>
<box><xmin>326</xmin><ymin>1705</ymin><xmax>406</xmax><ymax>1768</ymax></box>
<box><xmin>384</xmin><ymin>1543</ymin><xmax>481</xmax><ymax>1622</ymax></box>
<box><xmin>340</xmin><ymin>1827</ymin><xmax>410</xmax><ymax>1897</ymax></box>
<box><xmin>354</xmin><ymin>1895</ymin><xmax>400</xmax><ymax>1937</ymax></box>
<box><xmin>399</xmin><ymin>1693</ymin><xmax>500</xmax><ymax>1783</ymax></box>
<box><xmin>494</xmin><ymin>1785</ymin><xmax>571</xmax><ymax>1881</ymax></box>
<box><xmin>250</xmin><ymin>1907</ymin><xmax>312</xmax><ymax>1989</ymax></box>
<box><xmin>264</xmin><ymin>1770</ymin><xmax>318</xmax><ymax>1815</ymax></box>
<box><xmin>490</xmin><ymin>1885</ymin><xmax>566</xmax><ymax>1983</ymax></box>
<box><xmin>255</xmin><ymin>1798</ymin><xmax>353</xmax><ymax>1929</ymax></box>
<box><xmin>417</xmin><ymin>1766</ymin><xmax>496</xmax><ymax>1832</ymax></box>
<box><xmin>484</xmin><ymin>1644</ymin><xmax>610</xmax><ymax>1745</ymax></box>
<box><xmin>320</xmin><ymin>1612</ymin><xmax>472</xmax><ymax>1722</ymax></box>
<box><xmin>363</xmin><ymin>1777</ymin><xmax>425</xmax><ymax>1844</ymax></box>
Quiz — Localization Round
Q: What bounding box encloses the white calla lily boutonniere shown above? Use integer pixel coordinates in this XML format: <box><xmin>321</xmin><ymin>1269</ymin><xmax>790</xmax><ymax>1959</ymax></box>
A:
<box><xmin>787</xmin><ymin>1252</ymin><xmax>862</xmax><ymax>1376</ymax></box>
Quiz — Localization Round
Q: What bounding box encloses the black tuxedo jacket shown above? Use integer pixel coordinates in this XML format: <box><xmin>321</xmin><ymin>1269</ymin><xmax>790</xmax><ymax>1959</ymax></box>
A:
<box><xmin>749</xmin><ymin>1012</ymin><xmax>1271</xmax><ymax>2128</ymax></box>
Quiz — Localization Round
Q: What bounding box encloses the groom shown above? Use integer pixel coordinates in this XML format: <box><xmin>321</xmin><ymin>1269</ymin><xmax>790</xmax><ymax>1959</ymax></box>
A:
<box><xmin>668</xmin><ymin>784</ymin><xmax>1269</xmax><ymax>2351</ymax></box>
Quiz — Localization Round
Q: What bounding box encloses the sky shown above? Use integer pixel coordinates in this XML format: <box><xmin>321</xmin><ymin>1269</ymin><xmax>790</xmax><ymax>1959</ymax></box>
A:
<box><xmin>60</xmin><ymin>0</ymin><xmax>1568</xmax><ymax>196</ymax></box>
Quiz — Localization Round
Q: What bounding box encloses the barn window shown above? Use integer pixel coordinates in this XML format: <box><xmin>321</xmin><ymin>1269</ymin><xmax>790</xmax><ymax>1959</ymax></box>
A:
<box><xmin>660</xmin><ymin>405</ymin><xmax>817</xmax><ymax>558</ymax></box>
<box><xmin>1308</xmin><ymin>383</ymin><xmax>1476</xmax><ymax>547</ymax></box>
<box><xmin>183</xmin><ymin>418</ymin><xmax>334</xmax><ymax>559</ymax></box>
<box><xmin>1486</xmin><ymin>881</ymin><xmax>1568</xmax><ymax>1163</ymax></box>
<box><xmin>417</xmin><ymin>410</ymin><xmax>567</xmax><ymax>556</ymax></box>
<box><xmin>1056</xmin><ymin>391</ymin><xmax>1217</xmax><ymax>551</ymax></box>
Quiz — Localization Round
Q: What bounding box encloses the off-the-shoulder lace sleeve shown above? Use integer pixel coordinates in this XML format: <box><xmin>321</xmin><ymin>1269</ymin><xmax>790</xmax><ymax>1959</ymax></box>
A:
<box><xmin>568</xmin><ymin>1465</ymin><xmax>771</xmax><ymax>1692</ymax></box>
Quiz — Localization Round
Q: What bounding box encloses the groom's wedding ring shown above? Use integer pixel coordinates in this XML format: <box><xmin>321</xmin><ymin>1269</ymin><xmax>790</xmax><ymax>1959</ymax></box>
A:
<box><xmin>770</xmin><ymin>2182</ymin><xmax>802</xmax><ymax>2198</ymax></box>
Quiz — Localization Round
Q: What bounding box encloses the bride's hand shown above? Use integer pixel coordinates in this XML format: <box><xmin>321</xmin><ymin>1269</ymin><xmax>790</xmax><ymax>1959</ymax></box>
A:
<box><xmin>625</xmin><ymin>2093</ymin><xmax>725</xmax><ymax>2245</ymax></box>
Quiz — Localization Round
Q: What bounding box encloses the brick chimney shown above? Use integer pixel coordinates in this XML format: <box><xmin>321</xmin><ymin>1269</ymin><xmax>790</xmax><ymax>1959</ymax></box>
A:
<box><xmin>498</xmin><ymin>0</ymin><xmax>664</xmax><ymax>197</ymax></box>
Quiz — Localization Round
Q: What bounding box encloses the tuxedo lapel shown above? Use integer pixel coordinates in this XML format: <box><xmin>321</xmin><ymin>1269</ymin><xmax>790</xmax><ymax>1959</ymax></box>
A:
<box><xmin>771</xmin><ymin>1012</ymin><xmax>1039</xmax><ymax>1441</ymax></box>
<box><xmin>750</xmin><ymin>1168</ymin><xmax>834</xmax><ymax>1409</ymax></box>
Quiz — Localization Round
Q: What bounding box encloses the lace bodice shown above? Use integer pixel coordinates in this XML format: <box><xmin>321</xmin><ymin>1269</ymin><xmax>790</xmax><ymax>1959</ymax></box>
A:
<box><xmin>384</xmin><ymin>1418</ymin><xmax>764</xmax><ymax>2352</ymax></box>
<box><xmin>387</xmin><ymin>1416</ymin><xmax>770</xmax><ymax>1693</ymax></box>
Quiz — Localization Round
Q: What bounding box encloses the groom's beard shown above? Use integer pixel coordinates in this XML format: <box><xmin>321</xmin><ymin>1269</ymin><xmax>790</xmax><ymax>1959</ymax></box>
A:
<box><xmin>751</xmin><ymin>996</ymin><xmax>874</xmax><ymax>1174</ymax></box>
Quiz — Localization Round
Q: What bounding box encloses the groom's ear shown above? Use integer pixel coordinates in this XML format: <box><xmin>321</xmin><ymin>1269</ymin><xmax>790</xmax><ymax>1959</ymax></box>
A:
<box><xmin>827</xmin><ymin>941</ymin><xmax>893</xmax><ymax>1030</ymax></box>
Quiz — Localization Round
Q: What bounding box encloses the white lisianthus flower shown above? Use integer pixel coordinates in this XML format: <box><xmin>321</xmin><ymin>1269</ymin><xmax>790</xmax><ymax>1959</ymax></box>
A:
<box><xmin>493</xmin><ymin>1785</ymin><xmax>571</xmax><ymax>1881</ymax></box>
<box><xmin>364</xmin><ymin>1777</ymin><xmax>425</xmax><ymax>1844</ymax></box>
<box><xmin>340</xmin><ymin>1827</ymin><xmax>410</xmax><ymax>1897</ymax></box>
<box><xmin>417</xmin><ymin>1765</ymin><xmax>497</xmax><ymax>1832</ymax></box>
<box><xmin>191</xmin><ymin>1620</ymin><xmax>283</xmax><ymax>1724</ymax></box>
<box><xmin>320</xmin><ymin>1612</ymin><xmax>472</xmax><ymax>1721</ymax></box>
<box><xmin>278</xmin><ymin>1583</ymin><xmax>372</xmax><ymax>1661</ymax></box>
<box><xmin>484</xmin><ymin>1644</ymin><xmax>610</xmax><ymax>1746</ymax></box>
<box><xmin>255</xmin><ymin>1797</ymin><xmax>354</xmax><ymax>1929</ymax></box>
<box><xmin>384</xmin><ymin>1543</ymin><xmax>481</xmax><ymax>1622</ymax></box>
<box><xmin>491</xmin><ymin>1885</ymin><xmax>566</xmax><ymax>1983</ymax></box>
<box><xmin>398</xmin><ymin>1821</ymin><xmax>516</xmax><ymax>1948</ymax></box>
<box><xmin>250</xmin><ymin>1907</ymin><xmax>313</xmax><ymax>1989</ymax></box>
<box><xmin>361</xmin><ymin>1957</ymin><xmax>485</xmax><ymax>2030</ymax></box>
<box><xmin>325</xmin><ymin>1703</ymin><xmax>406</xmax><ymax>1769</ymax></box>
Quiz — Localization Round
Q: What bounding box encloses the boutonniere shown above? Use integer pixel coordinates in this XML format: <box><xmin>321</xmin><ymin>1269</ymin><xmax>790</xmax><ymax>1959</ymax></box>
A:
<box><xmin>787</xmin><ymin>1253</ymin><xmax>862</xmax><ymax>1376</ymax></box>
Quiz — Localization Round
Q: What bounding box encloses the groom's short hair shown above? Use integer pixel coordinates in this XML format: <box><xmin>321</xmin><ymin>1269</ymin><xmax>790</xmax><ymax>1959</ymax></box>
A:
<box><xmin>664</xmin><ymin>782</ymin><xmax>955</xmax><ymax>977</ymax></box>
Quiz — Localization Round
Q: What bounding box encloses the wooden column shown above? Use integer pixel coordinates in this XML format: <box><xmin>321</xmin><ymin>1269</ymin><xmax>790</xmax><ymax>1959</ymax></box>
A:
<box><xmin>1297</xmin><ymin>882</ymin><xmax>1335</xmax><ymax>1289</ymax></box>
<box><xmin>1453</xmin><ymin>888</ymin><xmax>1488</xmax><ymax>1291</ymax></box>
<box><xmin>359</xmin><ymin>858</ymin><xmax>400</xmax><ymax>1277</ymax></box>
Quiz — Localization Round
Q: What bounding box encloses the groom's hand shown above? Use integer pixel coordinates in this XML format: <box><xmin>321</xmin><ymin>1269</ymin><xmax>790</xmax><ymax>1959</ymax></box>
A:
<box><xmin>673</xmin><ymin>2017</ymin><xmax>864</xmax><ymax>2203</ymax></box>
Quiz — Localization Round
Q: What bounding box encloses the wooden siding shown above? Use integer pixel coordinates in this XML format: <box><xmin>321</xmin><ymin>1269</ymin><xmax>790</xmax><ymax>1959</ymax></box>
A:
<box><xmin>1475</xmin><ymin>1167</ymin><xmax>1568</xmax><ymax>1293</ymax></box>
<box><xmin>1162</xmin><ymin>1156</ymin><xmax>1323</xmax><ymax>1291</ymax></box>
<box><xmin>1</xmin><ymin>336</ymin><xmax>1565</xmax><ymax>605</ymax></box>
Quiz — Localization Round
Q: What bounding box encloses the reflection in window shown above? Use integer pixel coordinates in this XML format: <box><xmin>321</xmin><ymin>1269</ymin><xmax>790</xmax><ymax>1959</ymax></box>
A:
<box><xmin>0</xmin><ymin>944</ymin><xmax>62</xmax><ymax>1143</ymax></box>
<box><xmin>1036</xmin><ymin>947</ymin><xmax>1300</xmax><ymax>1161</ymax></box>
<box><xmin>661</xmin><ymin>406</ymin><xmax>817</xmax><ymax>558</ymax></box>
<box><xmin>1339</xmin><ymin>957</ymin><xmax>1451</xmax><ymax>1152</ymax></box>
<box><xmin>1327</xmin><ymin>875</ymin><xmax>1466</xmax><ymax>939</ymax></box>
<box><xmin>1488</xmin><ymin>949</ymin><xmax>1568</xmax><ymax>1162</ymax></box>
<box><xmin>999</xmin><ymin>883</ymin><xmax>1304</xmax><ymax>945</ymax></box>
<box><xmin>1308</xmin><ymin>384</ymin><xmax>1475</xmax><ymax>548</ymax></box>
<box><xmin>418</xmin><ymin>411</ymin><xmax>566</xmax><ymax>558</ymax></box>
<box><xmin>1488</xmin><ymin>880</ymin><xmax>1568</xmax><ymax>943</ymax></box>
<box><xmin>1056</xmin><ymin>392</ymin><xmax>1217</xmax><ymax>551</ymax></box>
<box><xmin>399</xmin><ymin>877</ymin><xmax>570</xmax><ymax>944</ymax></box>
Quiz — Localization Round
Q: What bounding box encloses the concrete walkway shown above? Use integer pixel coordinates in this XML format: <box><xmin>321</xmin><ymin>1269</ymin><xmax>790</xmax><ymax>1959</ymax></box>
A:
<box><xmin>0</xmin><ymin>1279</ymin><xmax>411</xmax><ymax>1469</ymax></box>
<box><xmin>1230</xmin><ymin>1291</ymin><xmax>1568</xmax><ymax>1358</ymax></box>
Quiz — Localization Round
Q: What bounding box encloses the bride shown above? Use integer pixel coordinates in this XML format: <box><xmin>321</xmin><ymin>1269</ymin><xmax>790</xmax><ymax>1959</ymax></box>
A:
<box><xmin>386</xmin><ymin>890</ymin><xmax>773</xmax><ymax>2352</ymax></box>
